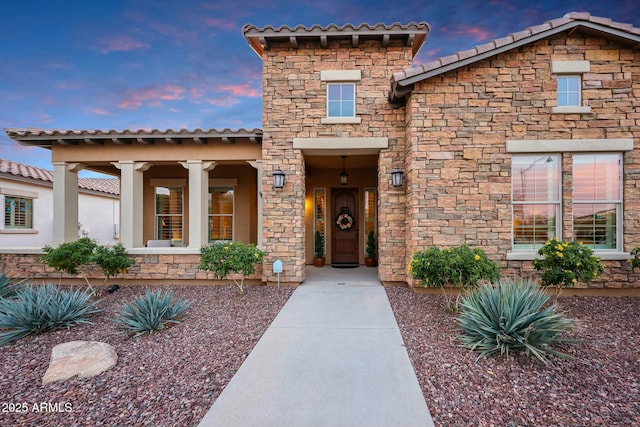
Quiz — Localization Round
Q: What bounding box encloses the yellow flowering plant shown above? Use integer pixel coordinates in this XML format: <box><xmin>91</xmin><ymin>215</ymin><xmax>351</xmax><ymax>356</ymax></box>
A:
<box><xmin>532</xmin><ymin>239</ymin><xmax>603</xmax><ymax>289</ymax></box>
<box><xmin>199</xmin><ymin>241</ymin><xmax>266</xmax><ymax>295</ymax></box>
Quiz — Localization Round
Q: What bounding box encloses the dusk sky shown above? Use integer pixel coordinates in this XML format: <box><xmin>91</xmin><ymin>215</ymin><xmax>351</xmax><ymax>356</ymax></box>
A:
<box><xmin>1</xmin><ymin>0</ymin><xmax>639</xmax><ymax>176</ymax></box>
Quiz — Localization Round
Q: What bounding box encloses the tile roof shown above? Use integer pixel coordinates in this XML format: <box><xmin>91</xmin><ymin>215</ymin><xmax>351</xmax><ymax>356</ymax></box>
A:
<box><xmin>389</xmin><ymin>12</ymin><xmax>640</xmax><ymax>104</ymax></box>
<box><xmin>243</xmin><ymin>22</ymin><xmax>430</xmax><ymax>58</ymax></box>
<box><xmin>0</xmin><ymin>158</ymin><xmax>119</xmax><ymax>196</ymax></box>
<box><xmin>4</xmin><ymin>127</ymin><xmax>263</xmax><ymax>148</ymax></box>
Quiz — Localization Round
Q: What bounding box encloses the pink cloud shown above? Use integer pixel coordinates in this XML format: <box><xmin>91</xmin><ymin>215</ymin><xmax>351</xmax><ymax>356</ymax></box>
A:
<box><xmin>204</xmin><ymin>17</ymin><xmax>236</xmax><ymax>31</ymax></box>
<box><xmin>118</xmin><ymin>84</ymin><xmax>186</xmax><ymax>109</ymax></box>
<box><xmin>218</xmin><ymin>82</ymin><xmax>259</xmax><ymax>97</ymax></box>
<box><xmin>453</xmin><ymin>25</ymin><xmax>493</xmax><ymax>42</ymax></box>
<box><xmin>149</xmin><ymin>23</ymin><xmax>198</xmax><ymax>44</ymax></box>
<box><xmin>91</xmin><ymin>107</ymin><xmax>111</xmax><ymax>116</ymax></box>
<box><xmin>98</xmin><ymin>35</ymin><xmax>150</xmax><ymax>54</ymax></box>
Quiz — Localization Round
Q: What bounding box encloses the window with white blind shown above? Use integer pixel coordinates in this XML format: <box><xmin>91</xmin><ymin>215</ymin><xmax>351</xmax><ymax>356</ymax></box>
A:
<box><xmin>155</xmin><ymin>186</ymin><xmax>183</xmax><ymax>244</ymax></box>
<box><xmin>209</xmin><ymin>187</ymin><xmax>234</xmax><ymax>241</ymax></box>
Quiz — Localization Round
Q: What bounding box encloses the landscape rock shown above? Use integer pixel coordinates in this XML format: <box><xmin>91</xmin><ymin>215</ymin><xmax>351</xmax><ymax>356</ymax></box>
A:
<box><xmin>43</xmin><ymin>341</ymin><xmax>117</xmax><ymax>384</ymax></box>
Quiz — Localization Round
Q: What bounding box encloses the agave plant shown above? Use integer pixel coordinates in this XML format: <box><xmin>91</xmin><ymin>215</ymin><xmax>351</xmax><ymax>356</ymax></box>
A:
<box><xmin>457</xmin><ymin>278</ymin><xmax>575</xmax><ymax>364</ymax></box>
<box><xmin>115</xmin><ymin>289</ymin><xmax>190</xmax><ymax>337</ymax></box>
<box><xmin>0</xmin><ymin>273</ymin><xmax>21</xmax><ymax>299</ymax></box>
<box><xmin>0</xmin><ymin>283</ymin><xmax>101</xmax><ymax>345</ymax></box>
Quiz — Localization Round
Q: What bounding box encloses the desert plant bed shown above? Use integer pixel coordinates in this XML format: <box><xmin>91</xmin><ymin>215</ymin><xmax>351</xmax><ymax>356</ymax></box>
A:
<box><xmin>0</xmin><ymin>284</ymin><xmax>293</xmax><ymax>427</ymax></box>
<box><xmin>387</xmin><ymin>286</ymin><xmax>640</xmax><ymax>427</ymax></box>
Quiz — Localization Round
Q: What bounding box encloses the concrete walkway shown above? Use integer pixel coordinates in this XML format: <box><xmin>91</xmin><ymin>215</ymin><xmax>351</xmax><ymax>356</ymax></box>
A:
<box><xmin>199</xmin><ymin>267</ymin><xmax>434</xmax><ymax>427</ymax></box>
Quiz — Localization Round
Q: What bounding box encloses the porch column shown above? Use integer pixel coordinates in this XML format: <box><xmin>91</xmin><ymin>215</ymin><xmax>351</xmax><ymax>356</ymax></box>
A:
<box><xmin>113</xmin><ymin>161</ymin><xmax>151</xmax><ymax>248</ymax></box>
<box><xmin>248</xmin><ymin>160</ymin><xmax>263</xmax><ymax>247</ymax></box>
<box><xmin>180</xmin><ymin>160</ymin><xmax>217</xmax><ymax>249</ymax></box>
<box><xmin>52</xmin><ymin>162</ymin><xmax>84</xmax><ymax>244</ymax></box>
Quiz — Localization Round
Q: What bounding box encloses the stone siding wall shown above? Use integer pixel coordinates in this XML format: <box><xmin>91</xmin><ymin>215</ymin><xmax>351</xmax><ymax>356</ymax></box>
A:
<box><xmin>405</xmin><ymin>34</ymin><xmax>640</xmax><ymax>287</ymax></box>
<box><xmin>0</xmin><ymin>253</ymin><xmax>263</xmax><ymax>283</ymax></box>
<box><xmin>260</xmin><ymin>39</ymin><xmax>413</xmax><ymax>283</ymax></box>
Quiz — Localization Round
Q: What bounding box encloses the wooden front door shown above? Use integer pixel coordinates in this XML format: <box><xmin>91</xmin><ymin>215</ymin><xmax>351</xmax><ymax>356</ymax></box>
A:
<box><xmin>332</xmin><ymin>188</ymin><xmax>359</xmax><ymax>265</ymax></box>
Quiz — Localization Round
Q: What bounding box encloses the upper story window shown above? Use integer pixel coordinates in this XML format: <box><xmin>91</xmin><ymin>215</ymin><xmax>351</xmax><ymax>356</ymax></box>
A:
<box><xmin>155</xmin><ymin>186</ymin><xmax>183</xmax><ymax>245</ymax></box>
<box><xmin>327</xmin><ymin>83</ymin><xmax>355</xmax><ymax>118</ymax></box>
<box><xmin>320</xmin><ymin>70</ymin><xmax>362</xmax><ymax>124</ymax></box>
<box><xmin>556</xmin><ymin>76</ymin><xmax>580</xmax><ymax>107</ymax></box>
<box><xmin>551</xmin><ymin>60</ymin><xmax>591</xmax><ymax>114</ymax></box>
<box><xmin>4</xmin><ymin>196</ymin><xmax>33</xmax><ymax>229</ymax></box>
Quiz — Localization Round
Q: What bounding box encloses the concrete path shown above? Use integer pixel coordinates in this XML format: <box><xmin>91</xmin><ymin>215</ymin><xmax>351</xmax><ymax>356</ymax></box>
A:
<box><xmin>198</xmin><ymin>267</ymin><xmax>434</xmax><ymax>427</ymax></box>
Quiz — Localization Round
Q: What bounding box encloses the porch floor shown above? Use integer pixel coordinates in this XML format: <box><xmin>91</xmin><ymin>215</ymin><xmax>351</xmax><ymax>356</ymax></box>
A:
<box><xmin>198</xmin><ymin>266</ymin><xmax>434</xmax><ymax>427</ymax></box>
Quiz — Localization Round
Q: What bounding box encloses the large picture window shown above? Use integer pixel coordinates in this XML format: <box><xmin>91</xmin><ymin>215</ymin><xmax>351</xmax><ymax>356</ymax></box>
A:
<box><xmin>327</xmin><ymin>83</ymin><xmax>355</xmax><ymax>118</ymax></box>
<box><xmin>155</xmin><ymin>186</ymin><xmax>183</xmax><ymax>244</ymax></box>
<box><xmin>209</xmin><ymin>187</ymin><xmax>234</xmax><ymax>241</ymax></box>
<box><xmin>512</xmin><ymin>155</ymin><xmax>560</xmax><ymax>250</ymax></box>
<box><xmin>572</xmin><ymin>154</ymin><xmax>622</xmax><ymax>250</ymax></box>
<box><xmin>4</xmin><ymin>196</ymin><xmax>33</xmax><ymax>229</ymax></box>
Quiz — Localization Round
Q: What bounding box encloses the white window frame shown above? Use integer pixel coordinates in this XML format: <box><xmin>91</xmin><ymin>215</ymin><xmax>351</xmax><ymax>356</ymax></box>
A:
<box><xmin>551</xmin><ymin>60</ymin><xmax>591</xmax><ymax>114</ymax></box>
<box><xmin>572</xmin><ymin>153</ymin><xmax>623</xmax><ymax>252</ymax></box>
<box><xmin>154</xmin><ymin>185</ymin><xmax>184</xmax><ymax>245</ymax></box>
<box><xmin>320</xmin><ymin>70</ymin><xmax>362</xmax><ymax>124</ymax></box>
<box><xmin>208</xmin><ymin>187</ymin><xmax>235</xmax><ymax>242</ymax></box>
<box><xmin>511</xmin><ymin>155</ymin><xmax>562</xmax><ymax>251</ymax></box>
<box><xmin>0</xmin><ymin>187</ymin><xmax>38</xmax><ymax>234</ymax></box>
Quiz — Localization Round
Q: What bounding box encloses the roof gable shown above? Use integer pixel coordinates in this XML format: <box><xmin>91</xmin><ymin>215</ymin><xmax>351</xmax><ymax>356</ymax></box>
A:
<box><xmin>389</xmin><ymin>12</ymin><xmax>640</xmax><ymax>104</ymax></box>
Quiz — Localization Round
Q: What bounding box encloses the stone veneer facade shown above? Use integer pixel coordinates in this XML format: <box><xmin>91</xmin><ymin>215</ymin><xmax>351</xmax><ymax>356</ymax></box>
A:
<box><xmin>258</xmin><ymin>37</ymin><xmax>415</xmax><ymax>284</ymax></box>
<box><xmin>404</xmin><ymin>33</ymin><xmax>640</xmax><ymax>288</ymax></box>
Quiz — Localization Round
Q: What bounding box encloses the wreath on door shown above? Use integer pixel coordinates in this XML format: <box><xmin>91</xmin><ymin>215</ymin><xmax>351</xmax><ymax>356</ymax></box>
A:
<box><xmin>335</xmin><ymin>207</ymin><xmax>354</xmax><ymax>231</ymax></box>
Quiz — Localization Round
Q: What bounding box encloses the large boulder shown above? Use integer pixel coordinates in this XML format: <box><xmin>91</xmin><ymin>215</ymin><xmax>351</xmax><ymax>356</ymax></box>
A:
<box><xmin>43</xmin><ymin>341</ymin><xmax>117</xmax><ymax>384</ymax></box>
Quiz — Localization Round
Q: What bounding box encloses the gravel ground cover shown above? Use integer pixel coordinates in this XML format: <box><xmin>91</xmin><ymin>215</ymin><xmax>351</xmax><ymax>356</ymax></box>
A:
<box><xmin>0</xmin><ymin>284</ymin><xmax>293</xmax><ymax>427</ymax></box>
<box><xmin>387</xmin><ymin>286</ymin><xmax>640</xmax><ymax>427</ymax></box>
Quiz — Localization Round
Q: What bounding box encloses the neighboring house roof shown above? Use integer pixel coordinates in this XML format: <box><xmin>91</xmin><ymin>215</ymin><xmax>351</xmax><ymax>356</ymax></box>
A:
<box><xmin>243</xmin><ymin>22</ymin><xmax>430</xmax><ymax>58</ymax></box>
<box><xmin>0</xmin><ymin>158</ymin><xmax>119</xmax><ymax>196</ymax></box>
<box><xmin>4</xmin><ymin>128</ymin><xmax>263</xmax><ymax>148</ymax></box>
<box><xmin>389</xmin><ymin>12</ymin><xmax>640</xmax><ymax>104</ymax></box>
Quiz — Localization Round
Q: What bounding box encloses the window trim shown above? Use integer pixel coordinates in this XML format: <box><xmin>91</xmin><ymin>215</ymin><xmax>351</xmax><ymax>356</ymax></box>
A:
<box><xmin>154</xmin><ymin>185</ymin><xmax>184</xmax><ymax>245</ymax></box>
<box><xmin>571</xmin><ymin>153</ymin><xmax>623</xmax><ymax>252</ymax></box>
<box><xmin>511</xmin><ymin>154</ymin><xmax>562</xmax><ymax>251</ymax></box>
<box><xmin>320</xmin><ymin>70</ymin><xmax>361</xmax><ymax>124</ymax></box>
<box><xmin>3</xmin><ymin>194</ymin><xmax>35</xmax><ymax>230</ymax></box>
<box><xmin>208</xmin><ymin>186</ymin><xmax>235</xmax><ymax>242</ymax></box>
<box><xmin>551</xmin><ymin>60</ymin><xmax>591</xmax><ymax>114</ymax></box>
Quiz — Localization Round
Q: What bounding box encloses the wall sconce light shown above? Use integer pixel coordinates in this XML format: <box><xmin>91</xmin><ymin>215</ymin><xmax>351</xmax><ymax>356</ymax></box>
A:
<box><xmin>391</xmin><ymin>166</ymin><xmax>404</xmax><ymax>187</ymax></box>
<box><xmin>273</xmin><ymin>168</ymin><xmax>286</xmax><ymax>189</ymax></box>
<box><xmin>340</xmin><ymin>155</ymin><xmax>348</xmax><ymax>185</ymax></box>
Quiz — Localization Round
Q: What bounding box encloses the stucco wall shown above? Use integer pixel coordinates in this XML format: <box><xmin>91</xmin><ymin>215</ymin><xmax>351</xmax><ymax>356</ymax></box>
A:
<box><xmin>0</xmin><ymin>178</ymin><xmax>118</xmax><ymax>248</ymax></box>
<box><xmin>404</xmin><ymin>33</ymin><xmax>640</xmax><ymax>287</ymax></box>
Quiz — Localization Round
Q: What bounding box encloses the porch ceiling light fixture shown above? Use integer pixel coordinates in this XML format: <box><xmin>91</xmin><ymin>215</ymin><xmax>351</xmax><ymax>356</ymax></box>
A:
<box><xmin>391</xmin><ymin>166</ymin><xmax>404</xmax><ymax>187</ymax></box>
<box><xmin>273</xmin><ymin>168</ymin><xmax>286</xmax><ymax>189</ymax></box>
<box><xmin>340</xmin><ymin>155</ymin><xmax>348</xmax><ymax>185</ymax></box>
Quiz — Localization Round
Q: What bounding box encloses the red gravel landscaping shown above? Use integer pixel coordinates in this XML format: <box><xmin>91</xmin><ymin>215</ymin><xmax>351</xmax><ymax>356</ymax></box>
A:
<box><xmin>387</xmin><ymin>286</ymin><xmax>640</xmax><ymax>427</ymax></box>
<box><xmin>0</xmin><ymin>285</ymin><xmax>293</xmax><ymax>427</ymax></box>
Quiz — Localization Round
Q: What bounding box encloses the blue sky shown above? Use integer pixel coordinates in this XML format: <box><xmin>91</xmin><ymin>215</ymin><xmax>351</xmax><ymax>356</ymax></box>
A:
<box><xmin>1</xmin><ymin>0</ymin><xmax>639</xmax><ymax>174</ymax></box>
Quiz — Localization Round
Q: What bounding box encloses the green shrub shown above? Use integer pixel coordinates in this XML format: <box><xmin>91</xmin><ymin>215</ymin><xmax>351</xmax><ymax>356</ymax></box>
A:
<box><xmin>0</xmin><ymin>273</ymin><xmax>21</xmax><ymax>299</ymax></box>
<box><xmin>0</xmin><ymin>283</ymin><xmax>101</xmax><ymax>345</ymax></box>
<box><xmin>366</xmin><ymin>231</ymin><xmax>376</xmax><ymax>259</ymax></box>
<box><xmin>91</xmin><ymin>243</ymin><xmax>135</xmax><ymax>285</ymax></box>
<box><xmin>314</xmin><ymin>230</ymin><xmax>324</xmax><ymax>258</ymax></box>
<box><xmin>532</xmin><ymin>239</ymin><xmax>604</xmax><ymax>289</ymax></box>
<box><xmin>41</xmin><ymin>237</ymin><xmax>98</xmax><ymax>291</ymax></box>
<box><xmin>408</xmin><ymin>245</ymin><xmax>500</xmax><ymax>288</ymax></box>
<box><xmin>457</xmin><ymin>278</ymin><xmax>575</xmax><ymax>365</ymax></box>
<box><xmin>115</xmin><ymin>289</ymin><xmax>190</xmax><ymax>337</ymax></box>
<box><xmin>629</xmin><ymin>247</ymin><xmax>640</xmax><ymax>269</ymax></box>
<box><xmin>199</xmin><ymin>241</ymin><xmax>266</xmax><ymax>294</ymax></box>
